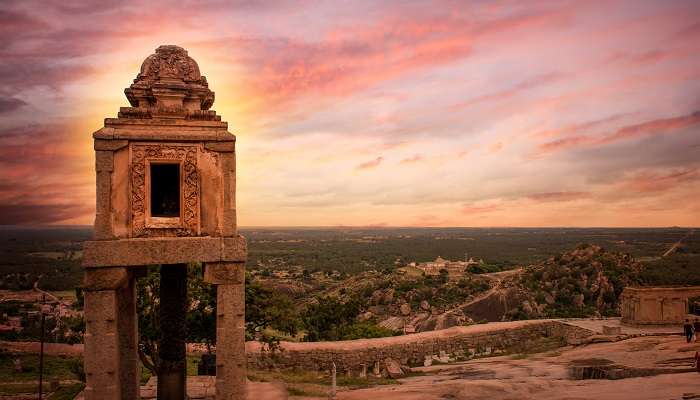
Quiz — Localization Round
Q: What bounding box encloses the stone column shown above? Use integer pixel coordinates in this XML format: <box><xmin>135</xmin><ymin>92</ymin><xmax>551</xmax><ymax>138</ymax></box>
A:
<box><xmin>83</xmin><ymin>267</ymin><xmax>139</xmax><ymax>400</ymax></box>
<box><xmin>158</xmin><ymin>264</ymin><xmax>188</xmax><ymax>400</ymax></box>
<box><xmin>204</xmin><ymin>262</ymin><xmax>246</xmax><ymax>400</ymax></box>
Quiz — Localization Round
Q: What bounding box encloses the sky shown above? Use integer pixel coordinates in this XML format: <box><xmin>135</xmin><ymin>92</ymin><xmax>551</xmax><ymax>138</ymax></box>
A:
<box><xmin>0</xmin><ymin>0</ymin><xmax>699</xmax><ymax>227</ymax></box>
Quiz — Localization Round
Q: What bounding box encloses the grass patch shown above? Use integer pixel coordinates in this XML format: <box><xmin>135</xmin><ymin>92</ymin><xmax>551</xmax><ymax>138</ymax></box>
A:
<box><xmin>0</xmin><ymin>353</ymin><xmax>82</xmax><ymax>383</ymax></box>
<box><xmin>48</xmin><ymin>383</ymin><xmax>85</xmax><ymax>400</ymax></box>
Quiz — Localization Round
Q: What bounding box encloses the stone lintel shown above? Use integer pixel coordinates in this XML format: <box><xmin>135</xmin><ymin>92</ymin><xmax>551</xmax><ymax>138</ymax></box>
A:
<box><xmin>93</xmin><ymin>129</ymin><xmax>234</xmax><ymax>142</ymax></box>
<box><xmin>204</xmin><ymin>141</ymin><xmax>235</xmax><ymax>152</ymax></box>
<box><xmin>82</xmin><ymin>236</ymin><xmax>247</xmax><ymax>267</ymax></box>
<box><xmin>93</xmin><ymin>127</ymin><xmax>115</xmax><ymax>139</ymax></box>
<box><xmin>203</xmin><ymin>262</ymin><xmax>245</xmax><ymax>285</ymax></box>
<box><xmin>94</xmin><ymin>139</ymin><xmax>129</xmax><ymax>151</ymax></box>
<box><xmin>104</xmin><ymin>117</ymin><xmax>229</xmax><ymax>130</ymax></box>
<box><xmin>84</xmin><ymin>267</ymin><xmax>131</xmax><ymax>291</ymax></box>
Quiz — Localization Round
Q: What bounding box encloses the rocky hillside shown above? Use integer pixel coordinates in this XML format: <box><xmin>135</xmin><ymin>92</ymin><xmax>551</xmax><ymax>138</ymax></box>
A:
<box><xmin>249</xmin><ymin>244</ymin><xmax>645</xmax><ymax>338</ymax></box>
<box><xmin>507</xmin><ymin>244</ymin><xmax>642</xmax><ymax>319</ymax></box>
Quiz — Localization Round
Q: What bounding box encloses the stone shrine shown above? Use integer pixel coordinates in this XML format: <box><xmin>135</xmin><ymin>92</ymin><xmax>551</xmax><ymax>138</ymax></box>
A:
<box><xmin>621</xmin><ymin>286</ymin><xmax>700</xmax><ymax>325</ymax></box>
<box><xmin>82</xmin><ymin>45</ymin><xmax>247</xmax><ymax>400</ymax></box>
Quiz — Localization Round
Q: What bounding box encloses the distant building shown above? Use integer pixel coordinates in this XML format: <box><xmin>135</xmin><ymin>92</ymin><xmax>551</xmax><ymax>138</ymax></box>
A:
<box><xmin>415</xmin><ymin>256</ymin><xmax>480</xmax><ymax>275</ymax></box>
<box><xmin>621</xmin><ymin>286</ymin><xmax>700</xmax><ymax>325</ymax></box>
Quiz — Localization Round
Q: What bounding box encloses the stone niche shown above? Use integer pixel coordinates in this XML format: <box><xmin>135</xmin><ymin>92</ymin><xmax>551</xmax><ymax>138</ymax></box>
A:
<box><xmin>82</xmin><ymin>45</ymin><xmax>247</xmax><ymax>400</ymax></box>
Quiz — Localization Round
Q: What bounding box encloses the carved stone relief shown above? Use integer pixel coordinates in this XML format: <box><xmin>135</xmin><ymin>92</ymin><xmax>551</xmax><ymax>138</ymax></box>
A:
<box><xmin>130</xmin><ymin>143</ymin><xmax>199</xmax><ymax>237</ymax></box>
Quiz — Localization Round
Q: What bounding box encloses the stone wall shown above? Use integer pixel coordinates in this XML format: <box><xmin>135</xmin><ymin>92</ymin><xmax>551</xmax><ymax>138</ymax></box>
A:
<box><xmin>621</xmin><ymin>286</ymin><xmax>700</xmax><ymax>325</ymax></box>
<box><xmin>246</xmin><ymin>320</ymin><xmax>593</xmax><ymax>374</ymax></box>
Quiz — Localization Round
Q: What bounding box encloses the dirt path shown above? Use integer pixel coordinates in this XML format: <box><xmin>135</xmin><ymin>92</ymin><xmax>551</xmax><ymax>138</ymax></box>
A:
<box><xmin>663</xmin><ymin>228</ymin><xmax>695</xmax><ymax>257</ymax></box>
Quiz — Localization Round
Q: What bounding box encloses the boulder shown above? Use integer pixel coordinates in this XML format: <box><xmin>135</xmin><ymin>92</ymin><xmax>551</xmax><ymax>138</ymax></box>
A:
<box><xmin>400</xmin><ymin>303</ymin><xmax>411</xmax><ymax>316</ymax></box>
<box><xmin>382</xmin><ymin>289</ymin><xmax>395</xmax><ymax>305</ymax></box>
<box><xmin>384</xmin><ymin>358</ymin><xmax>404</xmax><ymax>378</ymax></box>
<box><xmin>420</xmin><ymin>300</ymin><xmax>430</xmax><ymax>311</ymax></box>
<box><xmin>544</xmin><ymin>293</ymin><xmax>555</xmax><ymax>305</ymax></box>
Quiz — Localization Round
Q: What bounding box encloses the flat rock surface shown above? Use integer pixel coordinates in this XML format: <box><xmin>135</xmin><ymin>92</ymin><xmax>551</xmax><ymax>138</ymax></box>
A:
<box><xmin>138</xmin><ymin>376</ymin><xmax>287</xmax><ymax>400</ymax></box>
<box><xmin>330</xmin><ymin>335</ymin><xmax>700</xmax><ymax>400</ymax></box>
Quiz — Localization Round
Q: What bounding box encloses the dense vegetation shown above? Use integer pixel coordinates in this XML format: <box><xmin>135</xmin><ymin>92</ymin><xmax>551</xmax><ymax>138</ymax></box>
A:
<box><xmin>512</xmin><ymin>244</ymin><xmax>643</xmax><ymax>319</ymax></box>
<box><xmin>638</xmin><ymin>232</ymin><xmax>700</xmax><ymax>286</ymax></box>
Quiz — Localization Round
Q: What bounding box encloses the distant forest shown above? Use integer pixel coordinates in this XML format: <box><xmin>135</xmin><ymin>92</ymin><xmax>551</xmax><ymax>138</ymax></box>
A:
<box><xmin>0</xmin><ymin>226</ymin><xmax>697</xmax><ymax>290</ymax></box>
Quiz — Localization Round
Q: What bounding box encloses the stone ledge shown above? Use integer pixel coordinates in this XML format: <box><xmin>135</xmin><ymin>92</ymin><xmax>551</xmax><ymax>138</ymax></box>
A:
<box><xmin>93</xmin><ymin>127</ymin><xmax>235</xmax><ymax>142</ymax></box>
<box><xmin>82</xmin><ymin>236</ymin><xmax>246</xmax><ymax>267</ymax></box>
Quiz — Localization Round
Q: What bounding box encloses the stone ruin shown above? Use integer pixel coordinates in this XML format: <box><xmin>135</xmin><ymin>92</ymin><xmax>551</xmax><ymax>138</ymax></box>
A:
<box><xmin>621</xmin><ymin>286</ymin><xmax>700</xmax><ymax>325</ymax></box>
<box><xmin>82</xmin><ymin>45</ymin><xmax>247</xmax><ymax>399</ymax></box>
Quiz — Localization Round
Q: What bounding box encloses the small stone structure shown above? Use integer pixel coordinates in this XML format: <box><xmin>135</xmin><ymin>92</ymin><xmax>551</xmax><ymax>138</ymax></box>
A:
<box><xmin>82</xmin><ymin>45</ymin><xmax>246</xmax><ymax>400</ymax></box>
<box><xmin>247</xmin><ymin>320</ymin><xmax>593</xmax><ymax>374</ymax></box>
<box><xmin>621</xmin><ymin>286</ymin><xmax>700</xmax><ymax>325</ymax></box>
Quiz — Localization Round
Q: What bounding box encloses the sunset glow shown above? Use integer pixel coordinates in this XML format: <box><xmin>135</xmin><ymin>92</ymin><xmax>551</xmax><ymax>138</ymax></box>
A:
<box><xmin>1</xmin><ymin>0</ymin><xmax>699</xmax><ymax>227</ymax></box>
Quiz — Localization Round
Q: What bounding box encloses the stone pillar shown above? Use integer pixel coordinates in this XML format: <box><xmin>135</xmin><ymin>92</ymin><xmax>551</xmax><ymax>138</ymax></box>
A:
<box><xmin>204</xmin><ymin>262</ymin><xmax>246</xmax><ymax>400</ymax></box>
<box><xmin>158</xmin><ymin>264</ymin><xmax>188</xmax><ymax>400</ymax></box>
<box><xmin>83</xmin><ymin>267</ymin><xmax>139</xmax><ymax>400</ymax></box>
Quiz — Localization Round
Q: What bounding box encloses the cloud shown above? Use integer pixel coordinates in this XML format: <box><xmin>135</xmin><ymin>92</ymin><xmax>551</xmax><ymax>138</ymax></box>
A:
<box><xmin>356</xmin><ymin>156</ymin><xmax>384</xmax><ymax>170</ymax></box>
<box><xmin>0</xmin><ymin>204</ymin><xmax>91</xmax><ymax>225</ymax></box>
<box><xmin>0</xmin><ymin>98</ymin><xmax>27</xmax><ymax>113</ymax></box>
<box><xmin>537</xmin><ymin>111</ymin><xmax>700</xmax><ymax>154</ymax></box>
<box><xmin>399</xmin><ymin>154</ymin><xmax>422</xmax><ymax>164</ymax></box>
<box><xmin>620</xmin><ymin>168</ymin><xmax>699</xmax><ymax>193</ymax></box>
<box><xmin>450</xmin><ymin>73</ymin><xmax>561</xmax><ymax>110</ymax></box>
<box><xmin>460</xmin><ymin>203</ymin><xmax>503</xmax><ymax>215</ymax></box>
<box><xmin>526</xmin><ymin>192</ymin><xmax>591</xmax><ymax>202</ymax></box>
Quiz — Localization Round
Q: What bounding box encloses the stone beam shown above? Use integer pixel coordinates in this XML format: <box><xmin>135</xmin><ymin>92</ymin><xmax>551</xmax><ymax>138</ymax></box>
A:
<box><xmin>82</xmin><ymin>236</ymin><xmax>247</xmax><ymax>267</ymax></box>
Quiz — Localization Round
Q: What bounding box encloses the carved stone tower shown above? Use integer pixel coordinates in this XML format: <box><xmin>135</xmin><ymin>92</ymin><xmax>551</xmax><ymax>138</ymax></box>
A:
<box><xmin>82</xmin><ymin>45</ymin><xmax>247</xmax><ymax>400</ymax></box>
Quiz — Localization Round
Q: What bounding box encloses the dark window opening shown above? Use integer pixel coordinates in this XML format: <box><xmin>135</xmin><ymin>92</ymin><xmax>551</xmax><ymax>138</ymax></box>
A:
<box><xmin>150</xmin><ymin>163</ymin><xmax>180</xmax><ymax>217</ymax></box>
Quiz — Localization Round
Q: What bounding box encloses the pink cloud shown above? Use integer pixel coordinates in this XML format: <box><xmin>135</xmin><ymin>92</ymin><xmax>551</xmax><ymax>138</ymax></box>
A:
<box><xmin>356</xmin><ymin>156</ymin><xmax>384</xmax><ymax>170</ymax></box>
<box><xmin>526</xmin><ymin>192</ymin><xmax>591</xmax><ymax>202</ymax></box>
<box><xmin>620</xmin><ymin>168</ymin><xmax>699</xmax><ymax>193</ymax></box>
<box><xmin>537</xmin><ymin>111</ymin><xmax>700</xmax><ymax>154</ymax></box>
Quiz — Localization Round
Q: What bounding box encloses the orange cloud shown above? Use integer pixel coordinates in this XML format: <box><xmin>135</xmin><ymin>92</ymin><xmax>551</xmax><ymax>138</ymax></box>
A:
<box><xmin>526</xmin><ymin>192</ymin><xmax>591</xmax><ymax>202</ymax></box>
<box><xmin>400</xmin><ymin>154</ymin><xmax>422</xmax><ymax>164</ymax></box>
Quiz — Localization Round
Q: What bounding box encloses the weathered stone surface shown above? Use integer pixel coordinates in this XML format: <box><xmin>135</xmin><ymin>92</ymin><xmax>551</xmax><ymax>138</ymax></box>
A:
<box><xmin>384</xmin><ymin>358</ymin><xmax>404</xmax><ymax>378</ymax></box>
<box><xmin>94</xmin><ymin>139</ymin><xmax>129</xmax><ymax>151</ymax></box>
<box><xmin>204</xmin><ymin>262</ymin><xmax>245</xmax><ymax>285</ymax></box>
<box><xmin>216</xmin><ymin>282</ymin><xmax>247</xmax><ymax>400</ymax></box>
<box><xmin>84</xmin><ymin>267</ymin><xmax>130</xmax><ymax>291</ymax></box>
<box><xmin>222</xmin><ymin>235</ymin><xmax>247</xmax><ymax>262</ymax></box>
<box><xmin>82</xmin><ymin>236</ymin><xmax>247</xmax><ymax>267</ymax></box>
<box><xmin>204</xmin><ymin>141</ymin><xmax>235</xmax><ymax>152</ymax></box>
<box><xmin>246</xmin><ymin>320</ymin><xmax>596</xmax><ymax>372</ymax></box>
<box><xmin>602</xmin><ymin>325</ymin><xmax>622</xmax><ymax>335</ymax></box>
<box><xmin>420</xmin><ymin>300</ymin><xmax>430</xmax><ymax>311</ymax></box>
<box><xmin>83</xmin><ymin>280</ymin><xmax>139</xmax><ymax>400</ymax></box>
<box><xmin>621</xmin><ymin>286</ymin><xmax>700</xmax><ymax>325</ymax></box>
<box><xmin>95</xmin><ymin>151</ymin><xmax>114</xmax><ymax>172</ymax></box>
<box><xmin>400</xmin><ymin>303</ymin><xmax>411</xmax><ymax>316</ymax></box>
